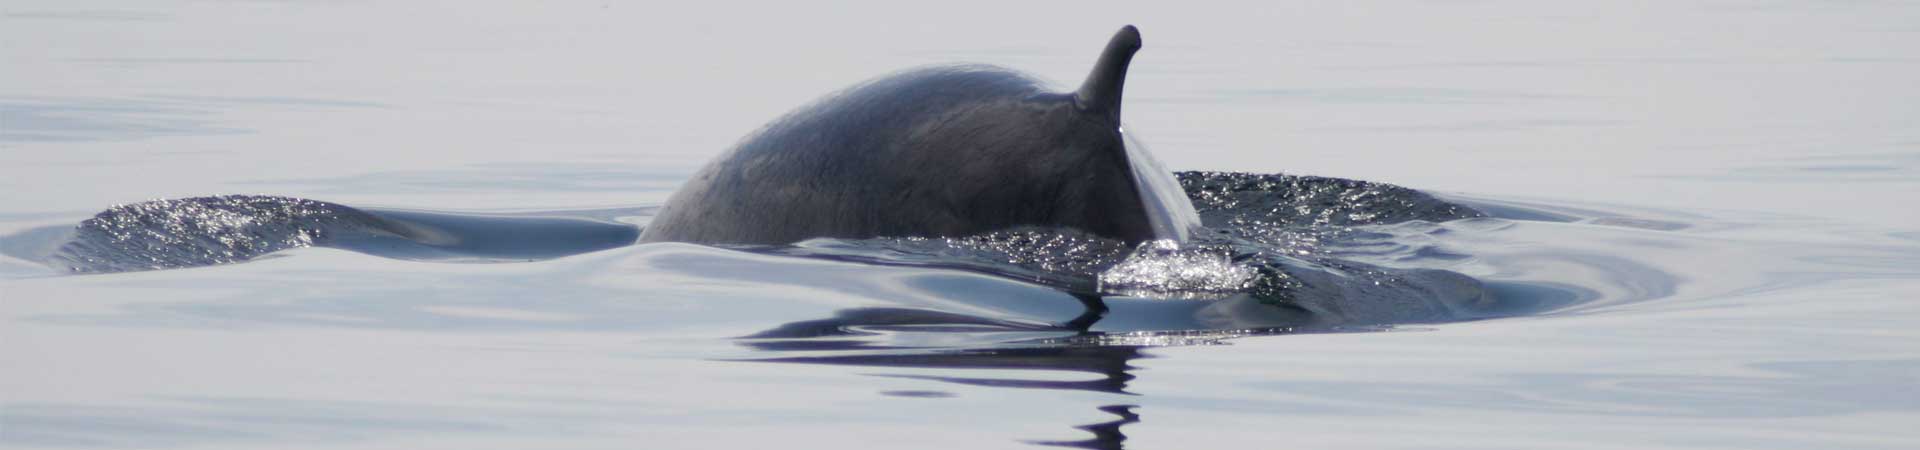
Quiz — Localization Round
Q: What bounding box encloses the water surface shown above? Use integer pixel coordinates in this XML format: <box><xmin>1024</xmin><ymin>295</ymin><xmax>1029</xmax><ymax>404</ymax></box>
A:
<box><xmin>4</xmin><ymin>1</ymin><xmax>1919</xmax><ymax>449</ymax></box>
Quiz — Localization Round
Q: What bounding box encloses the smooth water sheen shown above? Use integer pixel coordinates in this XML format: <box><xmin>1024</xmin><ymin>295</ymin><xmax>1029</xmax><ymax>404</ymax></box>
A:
<box><xmin>1122</xmin><ymin>130</ymin><xmax>1204</xmax><ymax>243</ymax></box>
<box><xmin>4</xmin><ymin>1</ymin><xmax>1919</xmax><ymax>449</ymax></box>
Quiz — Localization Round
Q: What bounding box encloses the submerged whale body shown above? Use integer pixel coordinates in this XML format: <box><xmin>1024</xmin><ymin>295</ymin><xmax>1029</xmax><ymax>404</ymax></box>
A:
<box><xmin>639</xmin><ymin>25</ymin><xmax>1201</xmax><ymax>246</ymax></box>
<box><xmin>27</xmin><ymin>195</ymin><xmax>639</xmax><ymax>274</ymax></box>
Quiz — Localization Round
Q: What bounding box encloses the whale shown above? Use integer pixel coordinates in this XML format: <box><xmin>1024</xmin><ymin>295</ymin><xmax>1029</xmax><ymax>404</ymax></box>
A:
<box><xmin>638</xmin><ymin>25</ymin><xmax>1202</xmax><ymax>246</ymax></box>
<box><xmin>13</xmin><ymin>27</ymin><xmax>1495</xmax><ymax>331</ymax></box>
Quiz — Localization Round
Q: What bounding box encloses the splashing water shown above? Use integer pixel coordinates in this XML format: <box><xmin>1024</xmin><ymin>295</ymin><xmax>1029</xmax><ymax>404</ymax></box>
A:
<box><xmin>1097</xmin><ymin>240</ymin><xmax>1256</xmax><ymax>299</ymax></box>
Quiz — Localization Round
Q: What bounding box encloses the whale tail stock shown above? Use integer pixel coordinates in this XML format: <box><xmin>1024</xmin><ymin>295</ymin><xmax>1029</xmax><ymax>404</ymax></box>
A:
<box><xmin>1075</xmin><ymin>25</ymin><xmax>1142</xmax><ymax>121</ymax></box>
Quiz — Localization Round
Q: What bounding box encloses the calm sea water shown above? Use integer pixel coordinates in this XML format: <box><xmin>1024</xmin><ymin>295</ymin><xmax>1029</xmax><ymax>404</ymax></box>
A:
<box><xmin>4</xmin><ymin>1</ymin><xmax>1919</xmax><ymax>448</ymax></box>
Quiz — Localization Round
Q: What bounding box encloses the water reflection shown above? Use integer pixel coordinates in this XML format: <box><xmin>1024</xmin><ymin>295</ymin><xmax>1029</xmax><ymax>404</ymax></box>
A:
<box><xmin>723</xmin><ymin>224</ymin><xmax>1679</xmax><ymax>448</ymax></box>
<box><xmin>1029</xmin><ymin>405</ymin><xmax>1139</xmax><ymax>450</ymax></box>
<box><xmin>753</xmin><ymin>345</ymin><xmax>1143</xmax><ymax>394</ymax></box>
<box><xmin>737</xmin><ymin>305</ymin><xmax>1421</xmax><ymax>449</ymax></box>
<box><xmin>743</xmin><ymin>334</ymin><xmax>1147</xmax><ymax>448</ymax></box>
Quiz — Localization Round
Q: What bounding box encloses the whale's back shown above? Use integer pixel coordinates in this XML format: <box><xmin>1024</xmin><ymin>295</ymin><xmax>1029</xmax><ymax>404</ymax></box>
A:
<box><xmin>641</xmin><ymin>65</ymin><xmax>1162</xmax><ymax>245</ymax></box>
<box><xmin>642</xmin><ymin>26</ymin><xmax>1201</xmax><ymax>246</ymax></box>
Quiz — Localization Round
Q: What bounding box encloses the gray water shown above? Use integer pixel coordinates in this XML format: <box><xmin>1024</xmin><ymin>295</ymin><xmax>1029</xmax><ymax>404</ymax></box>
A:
<box><xmin>4</xmin><ymin>1</ymin><xmax>1919</xmax><ymax>449</ymax></box>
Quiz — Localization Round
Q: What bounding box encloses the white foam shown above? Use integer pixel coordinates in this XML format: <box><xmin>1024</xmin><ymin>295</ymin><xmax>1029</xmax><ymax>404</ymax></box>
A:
<box><xmin>1098</xmin><ymin>239</ymin><xmax>1256</xmax><ymax>299</ymax></box>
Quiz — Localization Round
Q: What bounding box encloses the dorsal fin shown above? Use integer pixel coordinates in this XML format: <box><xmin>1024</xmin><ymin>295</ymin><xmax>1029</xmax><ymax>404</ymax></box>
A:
<box><xmin>1075</xmin><ymin>25</ymin><xmax>1142</xmax><ymax>121</ymax></box>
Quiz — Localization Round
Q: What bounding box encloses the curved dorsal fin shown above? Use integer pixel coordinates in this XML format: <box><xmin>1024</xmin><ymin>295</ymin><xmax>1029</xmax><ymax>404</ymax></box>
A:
<box><xmin>1075</xmin><ymin>25</ymin><xmax>1142</xmax><ymax>121</ymax></box>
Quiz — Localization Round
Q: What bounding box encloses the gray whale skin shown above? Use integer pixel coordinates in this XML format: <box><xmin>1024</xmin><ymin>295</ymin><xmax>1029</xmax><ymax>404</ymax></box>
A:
<box><xmin>639</xmin><ymin>26</ymin><xmax>1199</xmax><ymax>246</ymax></box>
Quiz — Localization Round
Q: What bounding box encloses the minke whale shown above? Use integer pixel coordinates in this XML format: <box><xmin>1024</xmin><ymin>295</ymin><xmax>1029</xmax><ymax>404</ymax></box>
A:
<box><xmin>13</xmin><ymin>25</ymin><xmax>1496</xmax><ymax>333</ymax></box>
<box><xmin>638</xmin><ymin>25</ymin><xmax>1202</xmax><ymax>246</ymax></box>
